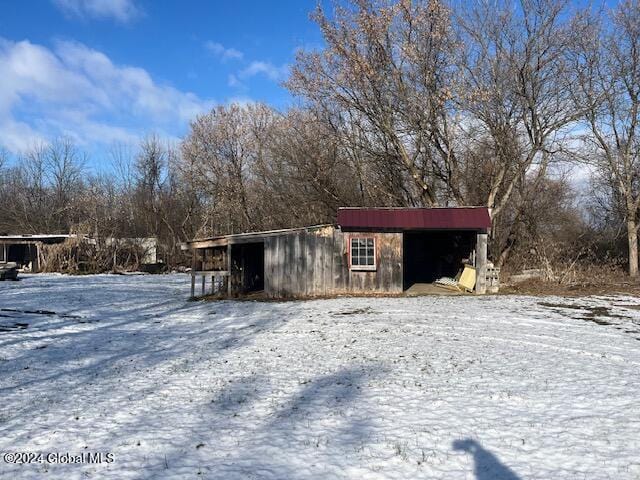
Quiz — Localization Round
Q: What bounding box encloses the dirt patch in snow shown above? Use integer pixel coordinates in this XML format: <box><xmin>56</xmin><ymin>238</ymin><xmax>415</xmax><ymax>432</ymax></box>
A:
<box><xmin>538</xmin><ymin>301</ymin><xmax>634</xmax><ymax>326</ymax></box>
<box><xmin>538</xmin><ymin>302</ymin><xmax>624</xmax><ymax>324</ymax></box>
<box><xmin>0</xmin><ymin>308</ymin><xmax>88</xmax><ymax>333</ymax></box>
<box><xmin>615</xmin><ymin>304</ymin><xmax>640</xmax><ymax>311</ymax></box>
<box><xmin>331</xmin><ymin>307</ymin><xmax>376</xmax><ymax>316</ymax></box>
<box><xmin>0</xmin><ymin>308</ymin><xmax>83</xmax><ymax>319</ymax></box>
<box><xmin>501</xmin><ymin>275</ymin><xmax>640</xmax><ymax>297</ymax></box>
<box><xmin>0</xmin><ymin>322</ymin><xmax>28</xmax><ymax>332</ymax></box>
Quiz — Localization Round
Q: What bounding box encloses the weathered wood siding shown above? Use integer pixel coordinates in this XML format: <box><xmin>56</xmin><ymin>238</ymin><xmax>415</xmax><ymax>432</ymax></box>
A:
<box><xmin>264</xmin><ymin>226</ymin><xmax>402</xmax><ymax>297</ymax></box>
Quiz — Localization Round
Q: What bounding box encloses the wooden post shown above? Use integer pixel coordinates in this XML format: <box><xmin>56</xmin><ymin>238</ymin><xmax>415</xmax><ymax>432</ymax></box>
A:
<box><xmin>475</xmin><ymin>233</ymin><xmax>488</xmax><ymax>294</ymax></box>
<box><xmin>201</xmin><ymin>274</ymin><xmax>205</xmax><ymax>296</ymax></box>
<box><xmin>190</xmin><ymin>245</ymin><xmax>197</xmax><ymax>298</ymax></box>
<box><xmin>33</xmin><ymin>243</ymin><xmax>40</xmax><ymax>273</ymax></box>
<box><xmin>227</xmin><ymin>244</ymin><xmax>232</xmax><ymax>297</ymax></box>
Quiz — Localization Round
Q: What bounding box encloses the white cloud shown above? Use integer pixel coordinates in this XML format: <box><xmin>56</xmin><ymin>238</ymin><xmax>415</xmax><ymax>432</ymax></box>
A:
<box><xmin>204</xmin><ymin>41</ymin><xmax>243</xmax><ymax>61</ymax></box>
<box><xmin>227</xmin><ymin>74</ymin><xmax>240</xmax><ymax>88</ymax></box>
<box><xmin>53</xmin><ymin>0</ymin><xmax>140</xmax><ymax>23</ymax></box>
<box><xmin>0</xmin><ymin>118</ymin><xmax>48</xmax><ymax>153</ymax></box>
<box><xmin>239</xmin><ymin>61</ymin><xmax>289</xmax><ymax>82</ymax></box>
<box><xmin>0</xmin><ymin>38</ymin><xmax>214</xmax><ymax>154</ymax></box>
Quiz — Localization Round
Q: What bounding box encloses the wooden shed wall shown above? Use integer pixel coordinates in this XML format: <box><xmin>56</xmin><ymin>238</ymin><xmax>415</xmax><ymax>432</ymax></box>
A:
<box><xmin>263</xmin><ymin>227</ymin><xmax>403</xmax><ymax>297</ymax></box>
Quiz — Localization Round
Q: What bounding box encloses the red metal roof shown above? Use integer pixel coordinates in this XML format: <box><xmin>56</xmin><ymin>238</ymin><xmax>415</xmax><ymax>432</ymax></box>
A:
<box><xmin>337</xmin><ymin>207</ymin><xmax>491</xmax><ymax>231</ymax></box>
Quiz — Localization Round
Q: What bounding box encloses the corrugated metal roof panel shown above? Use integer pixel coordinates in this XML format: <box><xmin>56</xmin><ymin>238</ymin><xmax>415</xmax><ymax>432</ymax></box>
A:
<box><xmin>337</xmin><ymin>207</ymin><xmax>491</xmax><ymax>231</ymax></box>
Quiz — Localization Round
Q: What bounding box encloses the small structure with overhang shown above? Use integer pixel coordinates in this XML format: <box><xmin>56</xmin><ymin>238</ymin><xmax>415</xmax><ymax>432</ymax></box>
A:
<box><xmin>0</xmin><ymin>234</ymin><xmax>72</xmax><ymax>272</ymax></box>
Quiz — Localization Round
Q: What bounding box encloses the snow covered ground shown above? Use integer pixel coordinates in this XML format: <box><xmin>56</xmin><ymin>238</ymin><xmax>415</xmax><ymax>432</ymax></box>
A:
<box><xmin>1</xmin><ymin>274</ymin><xmax>639</xmax><ymax>479</ymax></box>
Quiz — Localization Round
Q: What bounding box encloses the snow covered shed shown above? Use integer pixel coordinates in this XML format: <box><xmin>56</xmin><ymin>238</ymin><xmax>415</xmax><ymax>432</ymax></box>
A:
<box><xmin>185</xmin><ymin>207</ymin><xmax>491</xmax><ymax>298</ymax></box>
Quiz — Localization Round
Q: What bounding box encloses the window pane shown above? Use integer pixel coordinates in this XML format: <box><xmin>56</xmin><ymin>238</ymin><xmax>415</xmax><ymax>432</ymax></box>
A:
<box><xmin>350</xmin><ymin>238</ymin><xmax>376</xmax><ymax>268</ymax></box>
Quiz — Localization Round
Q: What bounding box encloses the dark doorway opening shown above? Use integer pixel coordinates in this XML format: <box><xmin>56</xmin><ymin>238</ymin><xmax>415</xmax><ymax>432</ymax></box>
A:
<box><xmin>230</xmin><ymin>242</ymin><xmax>264</xmax><ymax>294</ymax></box>
<box><xmin>403</xmin><ymin>231</ymin><xmax>475</xmax><ymax>290</ymax></box>
<box><xmin>6</xmin><ymin>244</ymin><xmax>38</xmax><ymax>270</ymax></box>
<box><xmin>8</xmin><ymin>244</ymin><xmax>28</xmax><ymax>264</ymax></box>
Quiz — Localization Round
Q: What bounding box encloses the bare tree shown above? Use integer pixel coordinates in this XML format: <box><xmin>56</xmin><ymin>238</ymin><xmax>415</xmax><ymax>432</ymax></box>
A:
<box><xmin>570</xmin><ymin>0</ymin><xmax>640</xmax><ymax>276</ymax></box>
<box><xmin>0</xmin><ymin>140</ymin><xmax>86</xmax><ymax>233</ymax></box>
<box><xmin>134</xmin><ymin>135</ymin><xmax>167</xmax><ymax>237</ymax></box>
<box><xmin>456</xmin><ymin>0</ymin><xmax>579</xmax><ymax>266</ymax></box>
<box><xmin>46</xmin><ymin>138</ymin><xmax>86</xmax><ymax>227</ymax></box>
<box><xmin>288</xmin><ymin>0</ymin><xmax>462</xmax><ymax>207</ymax></box>
<box><xmin>181</xmin><ymin>103</ymin><xmax>275</xmax><ymax>235</ymax></box>
<box><xmin>288</xmin><ymin>0</ymin><xmax>580</xmax><ymax>267</ymax></box>
<box><xmin>254</xmin><ymin>107</ymin><xmax>365</xmax><ymax>225</ymax></box>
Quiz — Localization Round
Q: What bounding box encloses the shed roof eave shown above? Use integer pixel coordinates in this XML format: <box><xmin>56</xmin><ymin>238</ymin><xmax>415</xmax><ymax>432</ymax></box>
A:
<box><xmin>187</xmin><ymin>224</ymin><xmax>334</xmax><ymax>249</ymax></box>
<box><xmin>0</xmin><ymin>234</ymin><xmax>74</xmax><ymax>240</ymax></box>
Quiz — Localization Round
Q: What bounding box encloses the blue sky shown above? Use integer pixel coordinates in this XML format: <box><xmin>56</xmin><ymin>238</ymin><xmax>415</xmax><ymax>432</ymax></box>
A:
<box><xmin>0</xmin><ymin>0</ymin><xmax>326</xmax><ymax>167</ymax></box>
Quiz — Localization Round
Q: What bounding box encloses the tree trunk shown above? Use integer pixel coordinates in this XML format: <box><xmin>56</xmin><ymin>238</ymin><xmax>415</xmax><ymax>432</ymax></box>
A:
<box><xmin>495</xmin><ymin>243</ymin><xmax>512</xmax><ymax>270</ymax></box>
<box><xmin>627</xmin><ymin>218</ymin><xmax>638</xmax><ymax>277</ymax></box>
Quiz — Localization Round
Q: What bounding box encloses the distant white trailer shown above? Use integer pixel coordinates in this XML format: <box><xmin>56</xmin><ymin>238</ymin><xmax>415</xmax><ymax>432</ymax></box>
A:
<box><xmin>104</xmin><ymin>237</ymin><xmax>161</xmax><ymax>265</ymax></box>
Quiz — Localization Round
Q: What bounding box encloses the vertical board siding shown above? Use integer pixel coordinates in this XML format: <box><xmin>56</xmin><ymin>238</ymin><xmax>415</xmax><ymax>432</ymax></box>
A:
<box><xmin>311</xmin><ymin>233</ymin><xmax>323</xmax><ymax>296</ymax></box>
<box><xmin>263</xmin><ymin>227</ymin><xmax>403</xmax><ymax>298</ymax></box>
<box><xmin>333</xmin><ymin>228</ymin><xmax>346</xmax><ymax>293</ymax></box>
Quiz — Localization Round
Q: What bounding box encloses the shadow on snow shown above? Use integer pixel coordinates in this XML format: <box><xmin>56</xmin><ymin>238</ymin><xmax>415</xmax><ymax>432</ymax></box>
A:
<box><xmin>453</xmin><ymin>438</ymin><xmax>521</xmax><ymax>480</ymax></box>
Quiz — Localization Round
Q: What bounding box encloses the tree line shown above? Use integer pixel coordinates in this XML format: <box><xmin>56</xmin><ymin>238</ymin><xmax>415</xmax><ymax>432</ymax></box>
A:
<box><xmin>1</xmin><ymin>0</ymin><xmax>639</xmax><ymax>278</ymax></box>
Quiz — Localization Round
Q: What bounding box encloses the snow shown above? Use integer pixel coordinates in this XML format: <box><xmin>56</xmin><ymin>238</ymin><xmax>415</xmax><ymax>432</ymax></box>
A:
<box><xmin>1</xmin><ymin>274</ymin><xmax>639</xmax><ymax>479</ymax></box>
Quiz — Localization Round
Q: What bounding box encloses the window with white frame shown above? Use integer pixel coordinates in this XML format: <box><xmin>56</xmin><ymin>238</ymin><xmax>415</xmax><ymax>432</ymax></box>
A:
<box><xmin>350</xmin><ymin>237</ymin><xmax>376</xmax><ymax>270</ymax></box>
